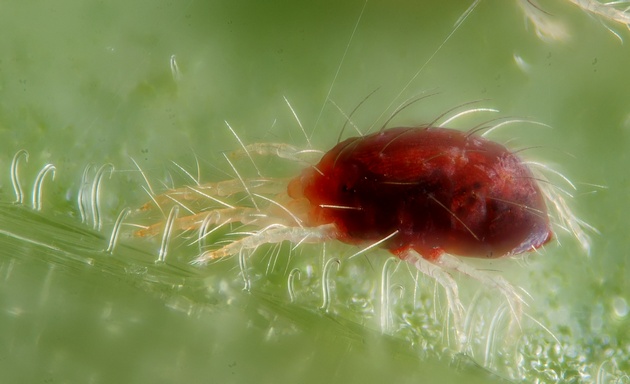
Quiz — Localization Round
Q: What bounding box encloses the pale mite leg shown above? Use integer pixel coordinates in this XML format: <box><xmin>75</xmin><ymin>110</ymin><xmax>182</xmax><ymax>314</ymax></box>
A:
<box><xmin>435</xmin><ymin>253</ymin><xmax>524</xmax><ymax>329</ymax></box>
<box><xmin>137</xmin><ymin>143</ymin><xmax>313</xmax><ymax>211</ymax></box>
<box><xmin>229</xmin><ymin>142</ymin><xmax>323</xmax><ymax>164</ymax></box>
<box><xmin>193</xmin><ymin>223</ymin><xmax>339</xmax><ymax>264</ymax></box>
<box><xmin>138</xmin><ymin>178</ymin><xmax>289</xmax><ymax>211</ymax></box>
<box><xmin>135</xmin><ymin>207</ymin><xmax>266</xmax><ymax>237</ymax></box>
<box><xmin>402</xmin><ymin>249</ymin><xmax>466</xmax><ymax>345</ymax></box>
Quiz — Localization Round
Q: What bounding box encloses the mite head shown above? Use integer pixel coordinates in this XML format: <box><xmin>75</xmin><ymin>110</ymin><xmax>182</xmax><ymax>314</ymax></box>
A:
<box><xmin>287</xmin><ymin>148</ymin><xmax>358</xmax><ymax>228</ymax></box>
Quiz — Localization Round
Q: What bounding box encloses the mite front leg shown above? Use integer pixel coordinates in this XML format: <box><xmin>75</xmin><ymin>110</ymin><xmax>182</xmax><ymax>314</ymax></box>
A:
<box><xmin>134</xmin><ymin>207</ymin><xmax>266</xmax><ymax>237</ymax></box>
<box><xmin>137</xmin><ymin>178</ymin><xmax>289</xmax><ymax>211</ymax></box>
<box><xmin>193</xmin><ymin>223</ymin><xmax>339</xmax><ymax>264</ymax></box>
<box><xmin>230</xmin><ymin>142</ymin><xmax>323</xmax><ymax>164</ymax></box>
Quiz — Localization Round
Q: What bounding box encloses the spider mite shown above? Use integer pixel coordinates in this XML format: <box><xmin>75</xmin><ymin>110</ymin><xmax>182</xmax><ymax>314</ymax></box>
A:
<box><xmin>129</xmin><ymin>1</ymin><xmax>589</xmax><ymax>341</ymax></box>
<box><xmin>132</xmin><ymin>117</ymin><xmax>557</xmax><ymax>339</ymax></box>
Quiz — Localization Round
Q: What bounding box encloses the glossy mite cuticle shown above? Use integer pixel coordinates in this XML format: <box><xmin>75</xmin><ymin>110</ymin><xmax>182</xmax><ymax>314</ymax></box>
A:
<box><xmin>289</xmin><ymin>126</ymin><xmax>553</xmax><ymax>260</ymax></box>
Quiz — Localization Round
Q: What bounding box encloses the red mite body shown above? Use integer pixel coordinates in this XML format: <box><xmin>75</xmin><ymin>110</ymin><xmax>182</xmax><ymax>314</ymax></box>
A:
<box><xmin>289</xmin><ymin>126</ymin><xmax>552</xmax><ymax>260</ymax></box>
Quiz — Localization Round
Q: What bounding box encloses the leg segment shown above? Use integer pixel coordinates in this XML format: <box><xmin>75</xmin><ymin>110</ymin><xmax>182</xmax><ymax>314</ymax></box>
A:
<box><xmin>135</xmin><ymin>207</ymin><xmax>265</xmax><ymax>237</ymax></box>
<box><xmin>137</xmin><ymin>178</ymin><xmax>289</xmax><ymax>211</ymax></box>
<box><xmin>193</xmin><ymin>223</ymin><xmax>339</xmax><ymax>264</ymax></box>
<box><xmin>436</xmin><ymin>254</ymin><xmax>524</xmax><ymax>329</ymax></box>
<box><xmin>402</xmin><ymin>249</ymin><xmax>466</xmax><ymax>345</ymax></box>
<box><xmin>230</xmin><ymin>143</ymin><xmax>323</xmax><ymax>164</ymax></box>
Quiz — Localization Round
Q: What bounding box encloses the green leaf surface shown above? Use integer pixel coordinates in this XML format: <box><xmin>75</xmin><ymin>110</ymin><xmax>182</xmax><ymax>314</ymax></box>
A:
<box><xmin>1</xmin><ymin>1</ymin><xmax>629</xmax><ymax>383</ymax></box>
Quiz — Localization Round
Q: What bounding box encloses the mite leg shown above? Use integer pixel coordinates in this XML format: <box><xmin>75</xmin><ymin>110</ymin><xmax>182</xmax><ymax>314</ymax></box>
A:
<box><xmin>137</xmin><ymin>178</ymin><xmax>289</xmax><ymax>211</ymax></box>
<box><xmin>134</xmin><ymin>207</ymin><xmax>267</xmax><ymax>237</ymax></box>
<box><xmin>436</xmin><ymin>254</ymin><xmax>524</xmax><ymax>330</ymax></box>
<box><xmin>192</xmin><ymin>223</ymin><xmax>339</xmax><ymax>264</ymax></box>
<box><xmin>402</xmin><ymin>249</ymin><xmax>466</xmax><ymax>346</ymax></box>
<box><xmin>230</xmin><ymin>143</ymin><xmax>323</xmax><ymax>164</ymax></box>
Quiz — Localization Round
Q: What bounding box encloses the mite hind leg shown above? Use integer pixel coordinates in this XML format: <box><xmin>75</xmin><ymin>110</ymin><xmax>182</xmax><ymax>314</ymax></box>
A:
<box><xmin>402</xmin><ymin>249</ymin><xmax>466</xmax><ymax>346</ymax></box>
<box><xmin>435</xmin><ymin>253</ymin><xmax>524</xmax><ymax>330</ymax></box>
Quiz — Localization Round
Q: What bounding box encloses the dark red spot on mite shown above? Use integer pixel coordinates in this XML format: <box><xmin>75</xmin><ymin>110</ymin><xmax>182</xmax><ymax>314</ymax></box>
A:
<box><xmin>288</xmin><ymin>126</ymin><xmax>552</xmax><ymax>260</ymax></box>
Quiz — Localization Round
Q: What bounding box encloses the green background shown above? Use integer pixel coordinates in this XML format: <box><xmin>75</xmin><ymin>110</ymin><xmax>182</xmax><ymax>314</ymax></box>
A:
<box><xmin>1</xmin><ymin>0</ymin><xmax>629</xmax><ymax>382</ymax></box>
